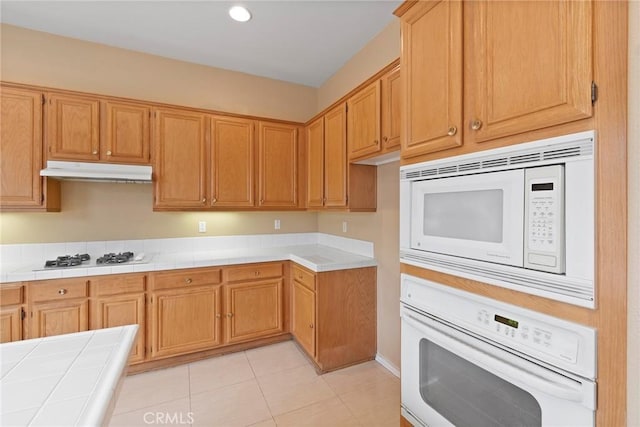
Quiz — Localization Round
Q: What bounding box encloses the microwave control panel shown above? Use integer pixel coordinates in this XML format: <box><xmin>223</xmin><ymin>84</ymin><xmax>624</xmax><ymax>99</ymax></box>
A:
<box><xmin>524</xmin><ymin>165</ymin><xmax>565</xmax><ymax>274</ymax></box>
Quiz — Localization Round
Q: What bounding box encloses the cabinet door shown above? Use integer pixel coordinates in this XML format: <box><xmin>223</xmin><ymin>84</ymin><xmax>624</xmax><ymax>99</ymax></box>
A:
<box><xmin>224</xmin><ymin>279</ymin><xmax>283</xmax><ymax>344</ymax></box>
<box><xmin>292</xmin><ymin>281</ymin><xmax>315</xmax><ymax>357</ymax></box>
<box><xmin>347</xmin><ymin>81</ymin><xmax>381</xmax><ymax>160</ymax></box>
<box><xmin>91</xmin><ymin>294</ymin><xmax>146</xmax><ymax>364</ymax></box>
<box><xmin>400</xmin><ymin>0</ymin><xmax>462</xmax><ymax>158</ymax></box>
<box><xmin>0</xmin><ymin>307</ymin><xmax>23</xmax><ymax>343</ymax></box>
<box><xmin>31</xmin><ymin>299</ymin><xmax>89</xmax><ymax>338</ymax></box>
<box><xmin>257</xmin><ymin>122</ymin><xmax>298</xmax><ymax>207</ymax></box>
<box><xmin>210</xmin><ymin>116</ymin><xmax>255</xmax><ymax>207</ymax></box>
<box><xmin>150</xmin><ymin>285</ymin><xmax>222</xmax><ymax>359</ymax></box>
<box><xmin>47</xmin><ymin>93</ymin><xmax>100</xmax><ymax>161</ymax></box>
<box><xmin>381</xmin><ymin>66</ymin><xmax>401</xmax><ymax>150</ymax></box>
<box><xmin>306</xmin><ymin>116</ymin><xmax>325</xmax><ymax>208</ymax></box>
<box><xmin>103</xmin><ymin>101</ymin><xmax>150</xmax><ymax>164</ymax></box>
<box><xmin>465</xmin><ymin>0</ymin><xmax>592</xmax><ymax>144</ymax></box>
<box><xmin>153</xmin><ymin>108</ymin><xmax>208</xmax><ymax>209</ymax></box>
<box><xmin>324</xmin><ymin>104</ymin><xmax>348</xmax><ymax>207</ymax></box>
<box><xmin>0</xmin><ymin>88</ymin><xmax>43</xmax><ymax>208</ymax></box>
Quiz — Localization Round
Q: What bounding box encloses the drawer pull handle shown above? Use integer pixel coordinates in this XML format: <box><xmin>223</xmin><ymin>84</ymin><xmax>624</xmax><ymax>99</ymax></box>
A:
<box><xmin>58</xmin><ymin>288</ymin><xmax>67</xmax><ymax>295</ymax></box>
<box><xmin>185</xmin><ymin>278</ymin><xmax>193</xmax><ymax>284</ymax></box>
<box><xmin>227</xmin><ymin>313</ymin><xmax>234</xmax><ymax>318</ymax></box>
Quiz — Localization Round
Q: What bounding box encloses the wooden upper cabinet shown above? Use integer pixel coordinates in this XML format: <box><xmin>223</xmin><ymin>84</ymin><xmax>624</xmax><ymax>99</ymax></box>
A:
<box><xmin>347</xmin><ymin>81</ymin><xmax>381</xmax><ymax>160</ymax></box>
<box><xmin>323</xmin><ymin>104</ymin><xmax>348</xmax><ymax>207</ymax></box>
<box><xmin>464</xmin><ymin>0</ymin><xmax>593</xmax><ymax>143</ymax></box>
<box><xmin>153</xmin><ymin>108</ymin><xmax>208</xmax><ymax>209</ymax></box>
<box><xmin>399</xmin><ymin>0</ymin><xmax>463</xmax><ymax>158</ymax></box>
<box><xmin>381</xmin><ymin>66</ymin><xmax>401</xmax><ymax>150</ymax></box>
<box><xmin>257</xmin><ymin>121</ymin><xmax>298</xmax><ymax>207</ymax></box>
<box><xmin>210</xmin><ymin>116</ymin><xmax>255</xmax><ymax>207</ymax></box>
<box><xmin>1</xmin><ymin>87</ymin><xmax>46</xmax><ymax>210</ymax></box>
<box><xmin>306</xmin><ymin>116</ymin><xmax>325</xmax><ymax>208</ymax></box>
<box><xmin>103</xmin><ymin>100</ymin><xmax>150</xmax><ymax>164</ymax></box>
<box><xmin>47</xmin><ymin>93</ymin><xmax>100</xmax><ymax>161</ymax></box>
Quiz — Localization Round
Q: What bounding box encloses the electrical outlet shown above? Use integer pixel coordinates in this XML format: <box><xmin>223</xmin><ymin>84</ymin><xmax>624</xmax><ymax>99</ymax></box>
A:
<box><xmin>198</xmin><ymin>221</ymin><xmax>207</xmax><ymax>233</ymax></box>
<box><xmin>274</xmin><ymin>219</ymin><xmax>281</xmax><ymax>230</ymax></box>
<box><xmin>342</xmin><ymin>221</ymin><xmax>348</xmax><ymax>233</ymax></box>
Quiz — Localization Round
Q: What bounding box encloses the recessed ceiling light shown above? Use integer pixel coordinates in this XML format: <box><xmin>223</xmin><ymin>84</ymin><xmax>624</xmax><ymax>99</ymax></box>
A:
<box><xmin>229</xmin><ymin>6</ymin><xmax>251</xmax><ymax>22</ymax></box>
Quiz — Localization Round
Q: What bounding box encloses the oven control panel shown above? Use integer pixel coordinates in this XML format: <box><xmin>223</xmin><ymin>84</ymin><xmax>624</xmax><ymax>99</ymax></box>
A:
<box><xmin>401</xmin><ymin>274</ymin><xmax>596</xmax><ymax>379</ymax></box>
<box><xmin>475</xmin><ymin>309</ymin><xmax>579</xmax><ymax>364</ymax></box>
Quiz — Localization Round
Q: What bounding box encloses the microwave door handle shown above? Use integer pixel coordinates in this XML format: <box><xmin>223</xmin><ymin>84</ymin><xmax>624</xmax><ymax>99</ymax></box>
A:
<box><xmin>402</xmin><ymin>313</ymin><xmax>586</xmax><ymax>403</ymax></box>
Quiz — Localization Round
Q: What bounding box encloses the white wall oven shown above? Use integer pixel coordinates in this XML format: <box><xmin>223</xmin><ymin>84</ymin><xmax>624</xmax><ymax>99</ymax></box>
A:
<box><xmin>400</xmin><ymin>274</ymin><xmax>597</xmax><ymax>427</ymax></box>
<box><xmin>400</xmin><ymin>131</ymin><xmax>595</xmax><ymax>307</ymax></box>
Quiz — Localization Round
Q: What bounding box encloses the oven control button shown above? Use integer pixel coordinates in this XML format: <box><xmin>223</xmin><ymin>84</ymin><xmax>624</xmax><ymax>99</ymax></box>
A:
<box><xmin>533</xmin><ymin>337</ymin><xmax>541</xmax><ymax>344</ymax></box>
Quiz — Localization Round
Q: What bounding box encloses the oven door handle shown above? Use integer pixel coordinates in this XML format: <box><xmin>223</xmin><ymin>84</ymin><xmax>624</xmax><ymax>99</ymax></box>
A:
<box><xmin>403</xmin><ymin>313</ymin><xmax>586</xmax><ymax>403</ymax></box>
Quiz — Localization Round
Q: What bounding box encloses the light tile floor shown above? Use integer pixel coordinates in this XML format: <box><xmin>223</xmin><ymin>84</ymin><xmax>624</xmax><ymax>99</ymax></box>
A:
<box><xmin>109</xmin><ymin>341</ymin><xmax>400</xmax><ymax>427</ymax></box>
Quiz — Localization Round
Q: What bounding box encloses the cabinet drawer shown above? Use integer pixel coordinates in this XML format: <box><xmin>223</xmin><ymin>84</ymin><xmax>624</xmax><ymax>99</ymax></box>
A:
<box><xmin>29</xmin><ymin>278</ymin><xmax>88</xmax><ymax>302</ymax></box>
<box><xmin>151</xmin><ymin>268</ymin><xmax>221</xmax><ymax>291</ymax></box>
<box><xmin>0</xmin><ymin>285</ymin><xmax>24</xmax><ymax>306</ymax></box>
<box><xmin>90</xmin><ymin>274</ymin><xmax>146</xmax><ymax>296</ymax></box>
<box><xmin>292</xmin><ymin>265</ymin><xmax>315</xmax><ymax>291</ymax></box>
<box><xmin>224</xmin><ymin>263</ymin><xmax>283</xmax><ymax>282</ymax></box>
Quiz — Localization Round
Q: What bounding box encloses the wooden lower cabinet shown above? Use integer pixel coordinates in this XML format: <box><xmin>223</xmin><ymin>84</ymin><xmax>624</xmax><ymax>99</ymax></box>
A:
<box><xmin>31</xmin><ymin>299</ymin><xmax>89</xmax><ymax>338</ymax></box>
<box><xmin>224</xmin><ymin>278</ymin><xmax>283</xmax><ymax>344</ymax></box>
<box><xmin>292</xmin><ymin>280</ymin><xmax>315</xmax><ymax>357</ymax></box>
<box><xmin>149</xmin><ymin>267</ymin><xmax>223</xmax><ymax>360</ymax></box>
<box><xmin>0</xmin><ymin>284</ymin><xmax>24</xmax><ymax>343</ymax></box>
<box><xmin>28</xmin><ymin>278</ymin><xmax>89</xmax><ymax>338</ymax></box>
<box><xmin>89</xmin><ymin>274</ymin><xmax>146</xmax><ymax>364</ymax></box>
<box><xmin>291</xmin><ymin>264</ymin><xmax>376</xmax><ymax>372</ymax></box>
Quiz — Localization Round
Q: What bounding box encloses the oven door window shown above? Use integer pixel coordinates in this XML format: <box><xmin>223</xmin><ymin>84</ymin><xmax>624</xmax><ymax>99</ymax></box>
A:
<box><xmin>420</xmin><ymin>338</ymin><xmax>542</xmax><ymax>427</ymax></box>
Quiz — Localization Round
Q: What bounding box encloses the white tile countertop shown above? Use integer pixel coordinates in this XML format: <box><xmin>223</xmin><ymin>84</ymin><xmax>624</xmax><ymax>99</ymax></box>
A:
<box><xmin>0</xmin><ymin>325</ymin><xmax>138</xmax><ymax>426</ymax></box>
<box><xmin>0</xmin><ymin>233</ymin><xmax>377</xmax><ymax>283</ymax></box>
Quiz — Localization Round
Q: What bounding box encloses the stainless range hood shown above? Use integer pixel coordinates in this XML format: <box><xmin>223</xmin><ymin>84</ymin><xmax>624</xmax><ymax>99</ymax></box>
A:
<box><xmin>40</xmin><ymin>161</ymin><xmax>152</xmax><ymax>183</ymax></box>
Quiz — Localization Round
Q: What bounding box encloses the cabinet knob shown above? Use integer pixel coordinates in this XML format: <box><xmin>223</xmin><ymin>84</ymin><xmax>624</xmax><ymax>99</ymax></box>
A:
<box><xmin>298</xmin><ymin>275</ymin><xmax>303</xmax><ymax>280</ymax></box>
<box><xmin>211</xmin><ymin>198</ymin><xmax>217</xmax><ymax>203</ymax></box>
<box><xmin>255</xmin><ymin>271</ymin><xmax>260</xmax><ymax>276</ymax></box>
<box><xmin>185</xmin><ymin>278</ymin><xmax>192</xmax><ymax>284</ymax></box>
<box><xmin>470</xmin><ymin>120</ymin><xmax>483</xmax><ymax>131</ymax></box>
<box><xmin>309</xmin><ymin>323</ymin><xmax>314</xmax><ymax>329</ymax></box>
<box><xmin>202</xmin><ymin>198</ymin><xmax>206</xmax><ymax>203</ymax></box>
<box><xmin>216</xmin><ymin>314</ymin><xmax>221</xmax><ymax>319</ymax></box>
<box><xmin>374</xmin><ymin>139</ymin><xmax>379</xmax><ymax>145</ymax></box>
<box><xmin>227</xmin><ymin>313</ymin><xmax>234</xmax><ymax>318</ymax></box>
<box><xmin>383</xmin><ymin>136</ymin><xmax>388</xmax><ymax>142</ymax></box>
<box><xmin>106</xmin><ymin>150</ymin><xmax>112</xmax><ymax>156</ymax></box>
<box><xmin>92</xmin><ymin>150</ymin><xmax>98</xmax><ymax>155</ymax></box>
<box><xmin>447</xmin><ymin>126</ymin><xmax>458</xmax><ymax>136</ymax></box>
<box><xmin>58</xmin><ymin>288</ymin><xmax>67</xmax><ymax>295</ymax></box>
<box><xmin>260</xmin><ymin>199</ymin><xmax>264</xmax><ymax>204</ymax></box>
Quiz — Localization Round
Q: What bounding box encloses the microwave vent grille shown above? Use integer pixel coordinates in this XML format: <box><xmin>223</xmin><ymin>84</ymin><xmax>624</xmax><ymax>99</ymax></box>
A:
<box><xmin>510</xmin><ymin>153</ymin><xmax>541</xmax><ymax>164</ymax></box>
<box><xmin>543</xmin><ymin>146</ymin><xmax>584</xmax><ymax>160</ymax></box>
<box><xmin>438</xmin><ymin>166</ymin><xmax>458</xmax><ymax>175</ymax></box>
<box><xmin>482</xmin><ymin>158</ymin><xmax>509</xmax><ymax>168</ymax></box>
<box><xmin>458</xmin><ymin>162</ymin><xmax>481</xmax><ymax>172</ymax></box>
<box><xmin>400</xmin><ymin>136</ymin><xmax>594</xmax><ymax>181</ymax></box>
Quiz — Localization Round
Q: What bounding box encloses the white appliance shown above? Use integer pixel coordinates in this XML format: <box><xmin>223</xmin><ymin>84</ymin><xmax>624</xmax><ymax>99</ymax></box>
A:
<box><xmin>400</xmin><ymin>131</ymin><xmax>595</xmax><ymax>307</ymax></box>
<box><xmin>400</xmin><ymin>274</ymin><xmax>597</xmax><ymax>427</ymax></box>
<box><xmin>40</xmin><ymin>161</ymin><xmax>152</xmax><ymax>183</ymax></box>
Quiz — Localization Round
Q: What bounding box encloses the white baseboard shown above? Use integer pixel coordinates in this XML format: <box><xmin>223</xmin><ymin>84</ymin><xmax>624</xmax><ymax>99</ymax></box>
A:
<box><xmin>375</xmin><ymin>353</ymin><xmax>400</xmax><ymax>378</ymax></box>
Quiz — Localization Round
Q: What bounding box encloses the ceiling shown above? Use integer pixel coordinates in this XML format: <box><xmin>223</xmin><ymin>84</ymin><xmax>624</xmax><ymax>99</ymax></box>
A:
<box><xmin>0</xmin><ymin>1</ymin><xmax>401</xmax><ymax>88</ymax></box>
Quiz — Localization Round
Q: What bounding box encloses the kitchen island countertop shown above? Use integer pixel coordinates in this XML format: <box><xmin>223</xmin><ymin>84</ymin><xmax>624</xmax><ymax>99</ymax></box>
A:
<box><xmin>0</xmin><ymin>325</ymin><xmax>138</xmax><ymax>426</ymax></box>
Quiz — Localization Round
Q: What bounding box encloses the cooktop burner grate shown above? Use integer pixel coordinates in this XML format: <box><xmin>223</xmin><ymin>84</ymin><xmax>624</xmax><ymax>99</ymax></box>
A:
<box><xmin>96</xmin><ymin>252</ymin><xmax>135</xmax><ymax>264</ymax></box>
<box><xmin>44</xmin><ymin>253</ymin><xmax>91</xmax><ymax>268</ymax></box>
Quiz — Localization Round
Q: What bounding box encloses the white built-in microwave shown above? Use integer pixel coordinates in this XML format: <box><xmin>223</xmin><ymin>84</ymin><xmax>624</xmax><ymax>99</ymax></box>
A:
<box><xmin>400</xmin><ymin>131</ymin><xmax>595</xmax><ymax>308</ymax></box>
